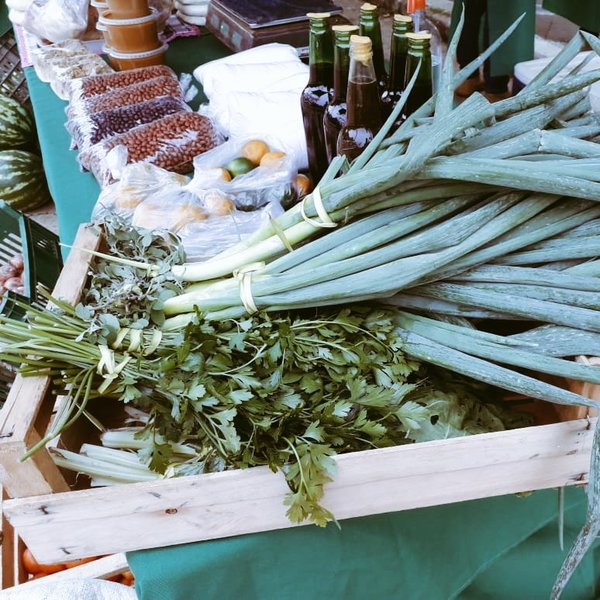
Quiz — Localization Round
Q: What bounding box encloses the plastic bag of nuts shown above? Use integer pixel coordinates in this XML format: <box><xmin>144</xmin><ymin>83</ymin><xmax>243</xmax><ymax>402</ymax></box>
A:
<box><xmin>50</xmin><ymin>58</ymin><xmax>115</xmax><ymax>101</ymax></box>
<box><xmin>67</xmin><ymin>64</ymin><xmax>177</xmax><ymax>102</ymax></box>
<box><xmin>67</xmin><ymin>76</ymin><xmax>183</xmax><ymax>121</ymax></box>
<box><xmin>67</xmin><ymin>95</ymin><xmax>190</xmax><ymax>152</ymax></box>
<box><xmin>79</xmin><ymin>112</ymin><xmax>222</xmax><ymax>186</ymax></box>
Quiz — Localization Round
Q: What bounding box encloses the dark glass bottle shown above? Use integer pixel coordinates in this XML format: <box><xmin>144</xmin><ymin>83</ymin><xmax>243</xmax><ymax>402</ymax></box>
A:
<box><xmin>381</xmin><ymin>14</ymin><xmax>413</xmax><ymax>120</ymax></box>
<box><xmin>406</xmin><ymin>0</ymin><xmax>443</xmax><ymax>91</ymax></box>
<box><xmin>403</xmin><ymin>32</ymin><xmax>433</xmax><ymax>118</ymax></box>
<box><xmin>358</xmin><ymin>3</ymin><xmax>387</xmax><ymax>95</ymax></box>
<box><xmin>323</xmin><ymin>24</ymin><xmax>358</xmax><ymax>163</ymax></box>
<box><xmin>300</xmin><ymin>12</ymin><xmax>334</xmax><ymax>183</ymax></box>
<box><xmin>337</xmin><ymin>35</ymin><xmax>383</xmax><ymax>163</ymax></box>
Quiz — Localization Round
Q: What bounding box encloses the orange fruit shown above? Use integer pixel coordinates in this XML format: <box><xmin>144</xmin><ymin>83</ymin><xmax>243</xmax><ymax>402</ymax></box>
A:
<box><xmin>293</xmin><ymin>174</ymin><xmax>312</xmax><ymax>198</ymax></box>
<box><xmin>241</xmin><ymin>140</ymin><xmax>270</xmax><ymax>165</ymax></box>
<box><xmin>259</xmin><ymin>151</ymin><xmax>286</xmax><ymax>167</ymax></box>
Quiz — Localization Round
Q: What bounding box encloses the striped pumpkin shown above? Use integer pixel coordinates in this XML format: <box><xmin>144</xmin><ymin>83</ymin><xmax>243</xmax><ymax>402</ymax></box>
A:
<box><xmin>0</xmin><ymin>150</ymin><xmax>51</xmax><ymax>211</ymax></box>
<box><xmin>0</xmin><ymin>95</ymin><xmax>35</xmax><ymax>151</ymax></box>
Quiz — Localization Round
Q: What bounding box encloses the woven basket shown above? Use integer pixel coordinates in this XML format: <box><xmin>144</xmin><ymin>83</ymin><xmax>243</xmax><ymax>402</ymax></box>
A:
<box><xmin>0</xmin><ymin>29</ymin><xmax>29</xmax><ymax>107</ymax></box>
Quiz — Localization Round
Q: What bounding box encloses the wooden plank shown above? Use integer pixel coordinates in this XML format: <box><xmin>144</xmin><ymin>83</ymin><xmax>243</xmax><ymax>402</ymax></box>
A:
<box><xmin>8</xmin><ymin>553</ymin><xmax>128</xmax><ymax>589</ymax></box>
<box><xmin>4</xmin><ymin>417</ymin><xmax>594</xmax><ymax>564</ymax></box>
<box><xmin>0</xmin><ymin>225</ymin><xmax>101</xmax><ymax>499</ymax></box>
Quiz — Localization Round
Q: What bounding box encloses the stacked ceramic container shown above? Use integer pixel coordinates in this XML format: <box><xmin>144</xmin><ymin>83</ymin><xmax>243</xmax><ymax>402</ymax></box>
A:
<box><xmin>174</xmin><ymin>0</ymin><xmax>209</xmax><ymax>26</ymax></box>
<box><xmin>98</xmin><ymin>0</ymin><xmax>168</xmax><ymax>70</ymax></box>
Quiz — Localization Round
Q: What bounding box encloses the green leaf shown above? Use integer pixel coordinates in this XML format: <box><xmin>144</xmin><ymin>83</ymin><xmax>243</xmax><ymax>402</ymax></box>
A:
<box><xmin>303</xmin><ymin>421</ymin><xmax>325</xmax><ymax>442</ymax></box>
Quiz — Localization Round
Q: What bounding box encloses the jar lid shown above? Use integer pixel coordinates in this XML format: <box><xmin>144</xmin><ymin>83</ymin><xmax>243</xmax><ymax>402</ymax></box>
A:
<box><xmin>104</xmin><ymin>42</ymin><xmax>168</xmax><ymax>59</ymax></box>
<box><xmin>99</xmin><ymin>7</ymin><xmax>158</xmax><ymax>27</ymax></box>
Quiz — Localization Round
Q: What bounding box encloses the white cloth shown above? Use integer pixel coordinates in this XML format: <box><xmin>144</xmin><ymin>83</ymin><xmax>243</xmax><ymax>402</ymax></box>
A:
<box><xmin>0</xmin><ymin>579</ymin><xmax>137</xmax><ymax>600</ymax></box>
<box><xmin>514</xmin><ymin>51</ymin><xmax>600</xmax><ymax>112</ymax></box>
<box><xmin>193</xmin><ymin>44</ymin><xmax>309</xmax><ymax>170</ymax></box>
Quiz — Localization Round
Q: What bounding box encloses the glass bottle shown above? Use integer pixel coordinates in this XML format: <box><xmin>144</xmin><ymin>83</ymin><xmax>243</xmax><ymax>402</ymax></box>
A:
<box><xmin>403</xmin><ymin>32</ymin><xmax>433</xmax><ymax>118</ymax></box>
<box><xmin>358</xmin><ymin>3</ymin><xmax>387</xmax><ymax>95</ymax></box>
<box><xmin>323</xmin><ymin>24</ymin><xmax>359</xmax><ymax>163</ymax></box>
<box><xmin>301</xmin><ymin>12</ymin><xmax>334</xmax><ymax>183</ymax></box>
<box><xmin>337</xmin><ymin>35</ymin><xmax>383</xmax><ymax>163</ymax></box>
<box><xmin>406</xmin><ymin>0</ymin><xmax>443</xmax><ymax>92</ymax></box>
<box><xmin>381</xmin><ymin>14</ymin><xmax>413</xmax><ymax>120</ymax></box>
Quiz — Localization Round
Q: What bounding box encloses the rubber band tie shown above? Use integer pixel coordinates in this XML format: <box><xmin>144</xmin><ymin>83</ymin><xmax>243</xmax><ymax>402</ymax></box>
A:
<box><xmin>300</xmin><ymin>186</ymin><xmax>337</xmax><ymax>228</ymax></box>
<box><xmin>233</xmin><ymin>262</ymin><xmax>265</xmax><ymax>315</ymax></box>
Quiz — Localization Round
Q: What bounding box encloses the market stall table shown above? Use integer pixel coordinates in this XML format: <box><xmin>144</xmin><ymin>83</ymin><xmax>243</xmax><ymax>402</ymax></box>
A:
<box><xmin>15</xmin><ymin>31</ymin><xmax>600</xmax><ymax>600</ymax></box>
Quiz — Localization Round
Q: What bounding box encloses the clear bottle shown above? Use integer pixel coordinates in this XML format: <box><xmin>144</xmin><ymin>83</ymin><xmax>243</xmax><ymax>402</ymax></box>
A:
<box><xmin>337</xmin><ymin>35</ymin><xmax>383</xmax><ymax>163</ymax></box>
<box><xmin>406</xmin><ymin>0</ymin><xmax>443</xmax><ymax>92</ymax></box>
<box><xmin>323</xmin><ymin>24</ymin><xmax>359</xmax><ymax>163</ymax></box>
<box><xmin>403</xmin><ymin>32</ymin><xmax>433</xmax><ymax>118</ymax></box>
<box><xmin>301</xmin><ymin>12</ymin><xmax>334</xmax><ymax>183</ymax></box>
<box><xmin>358</xmin><ymin>3</ymin><xmax>387</xmax><ymax>95</ymax></box>
<box><xmin>381</xmin><ymin>14</ymin><xmax>413</xmax><ymax>121</ymax></box>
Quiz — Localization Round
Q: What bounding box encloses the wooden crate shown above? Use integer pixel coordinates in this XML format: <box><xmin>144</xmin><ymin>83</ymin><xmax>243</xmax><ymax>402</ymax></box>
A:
<box><xmin>0</xmin><ymin>224</ymin><xmax>598</xmax><ymax>565</ymax></box>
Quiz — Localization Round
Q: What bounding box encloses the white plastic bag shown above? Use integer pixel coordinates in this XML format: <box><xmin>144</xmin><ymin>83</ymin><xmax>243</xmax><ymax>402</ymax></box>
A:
<box><xmin>92</xmin><ymin>163</ymin><xmax>190</xmax><ymax>222</ymax></box>
<box><xmin>193</xmin><ymin>44</ymin><xmax>309</xmax><ymax>170</ymax></box>
<box><xmin>22</xmin><ymin>0</ymin><xmax>89</xmax><ymax>43</ymax></box>
<box><xmin>189</xmin><ymin>138</ymin><xmax>297</xmax><ymax>210</ymax></box>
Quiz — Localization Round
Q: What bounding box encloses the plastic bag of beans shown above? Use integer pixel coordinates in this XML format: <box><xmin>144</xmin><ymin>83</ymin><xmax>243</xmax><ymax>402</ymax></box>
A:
<box><xmin>67</xmin><ymin>76</ymin><xmax>183</xmax><ymax>121</ymax></box>
<box><xmin>66</xmin><ymin>96</ymin><xmax>191</xmax><ymax>152</ymax></box>
<box><xmin>50</xmin><ymin>58</ymin><xmax>114</xmax><ymax>100</ymax></box>
<box><xmin>67</xmin><ymin>65</ymin><xmax>177</xmax><ymax>102</ymax></box>
<box><xmin>79</xmin><ymin>112</ymin><xmax>222</xmax><ymax>186</ymax></box>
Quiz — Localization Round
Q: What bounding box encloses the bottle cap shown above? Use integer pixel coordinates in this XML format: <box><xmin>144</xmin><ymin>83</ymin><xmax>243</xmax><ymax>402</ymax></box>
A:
<box><xmin>394</xmin><ymin>14</ymin><xmax>413</xmax><ymax>23</ymax></box>
<box><xmin>406</xmin><ymin>0</ymin><xmax>426</xmax><ymax>13</ymax></box>
<box><xmin>406</xmin><ymin>32</ymin><xmax>431</xmax><ymax>39</ymax></box>
<box><xmin>360</xmin><ymin>3</ymin><xmax>377</xmax><ymax>12</ymax></box>
<box><xmin>306</xmin><ymin>12</ymin><xmax>331</xmax><ymax>19</ymax></box>
<box><xmin>350</xmin><ymin>34</ymin><xmax>372</xmax><ymax>61</ymax></box>
<box><xmin>332</xmin><ymin>24</ymin><xmax>359</xmax><ymax>32</ymax></box>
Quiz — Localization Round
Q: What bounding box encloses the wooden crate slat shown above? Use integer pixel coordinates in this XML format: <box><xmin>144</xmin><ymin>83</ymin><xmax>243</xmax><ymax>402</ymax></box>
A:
<box><xmin>0</xmin><ymin>225</ymin><xmax>101</xmax><ymax>499</ymax></box>
<box><xmin>3</xmin><ymin>417</ymin><xmax>594</xmax><ymax>564</ymax></box>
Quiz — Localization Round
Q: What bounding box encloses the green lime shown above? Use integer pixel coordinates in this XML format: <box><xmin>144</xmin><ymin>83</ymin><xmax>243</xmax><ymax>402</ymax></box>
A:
<box><xmin>225</xmin><ymin>156</ymin><xmax>256</xmax><ymax>178</ymax></box>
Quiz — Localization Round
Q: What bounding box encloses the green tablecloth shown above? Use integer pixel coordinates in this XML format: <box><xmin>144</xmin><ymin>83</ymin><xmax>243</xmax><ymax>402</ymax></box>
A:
<box><xmin>128</xmin><ymin>487</ymin><xmax>599</xmax><ymax>600</ymax></box>
<box><xmin>24</xmin><ymin>34</ymin><xmax>231</xmax><ymax>257</ymax></box>
<box><xmin>24</xmin><ymin>31</ymin><xmax>600</xmax><ymax>600</ymax></box>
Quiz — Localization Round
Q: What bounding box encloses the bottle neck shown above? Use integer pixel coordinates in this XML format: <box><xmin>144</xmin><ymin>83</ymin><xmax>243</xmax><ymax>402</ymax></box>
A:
<box><xmin>359</xmin><ymin>13</ymin><xmax>386</xmax><ymax>84</ymax></box>
<box><xmin>346</xmin><ymin>52</ymin><xmax>382</xmax><ymax>127</ymax></box>
<box><xmin>388</xmin><ymin>23</ymin><xmax>411</xmax><ymax>93</ymax></box>
<box><xmin>308</xmin><ymin>21</ymin><xmax>333</xmax><ymax>86</ymax></box>
<box><xmin>332</xmin><ymin>39</ymin><xmax>351</xmax><ymax>102</ymax></box>
<box><xmin>404</xmin><ymin>41</ymin><xmax>433</xmax><ymax>115</ymax></box>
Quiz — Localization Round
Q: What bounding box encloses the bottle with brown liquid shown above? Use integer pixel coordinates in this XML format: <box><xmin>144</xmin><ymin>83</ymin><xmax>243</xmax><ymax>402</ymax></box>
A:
<box><xmin>403</xmin><ymin>32</ymin><xmax>433</xmax><ymax>118</ymax></box>
<box><xmin>300</xmin><ymin>12</ymin><xmax>333</xmax><ymax>183</ymax></box>
<box><xmin>337</xmin><ymin>35</ymin><xmax>383</xmax><ymax>163</ymax></box>
<box><xmin>358</xmin><ymin>3</ymin><xmax>387</xmax><ymax>95</ymax></box>
<box><xmin>381</xmin><ymin>14</ymin><xmax>413</xmax><ymax>121</ymax></box>
<box><xmin>323</xmin><ymin>24</ymin><xmax>359</xmax><ymax>163</ymax></box>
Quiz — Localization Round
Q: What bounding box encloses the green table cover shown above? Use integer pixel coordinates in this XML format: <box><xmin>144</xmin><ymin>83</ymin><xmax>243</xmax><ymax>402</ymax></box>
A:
<box><xmin>23</xmin><ymin>30</ymin><xmax>600</xmax><ymax>600</ymax></box>
<box><xmin>127</xmin><ymin>487</ymin><xmax>599</xmax><ymax>599</ymax></box>
<box><xmin>23</xmin><ymin>34</ymin><xmax>231</xmax><ymax>258</ymax></box>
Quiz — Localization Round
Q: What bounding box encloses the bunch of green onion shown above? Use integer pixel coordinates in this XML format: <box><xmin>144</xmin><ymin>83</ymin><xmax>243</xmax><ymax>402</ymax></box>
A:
<box><xmin>158</xmin><ymin>20</ymin><xmax>600</xmax><ymax>596</ymax></box>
